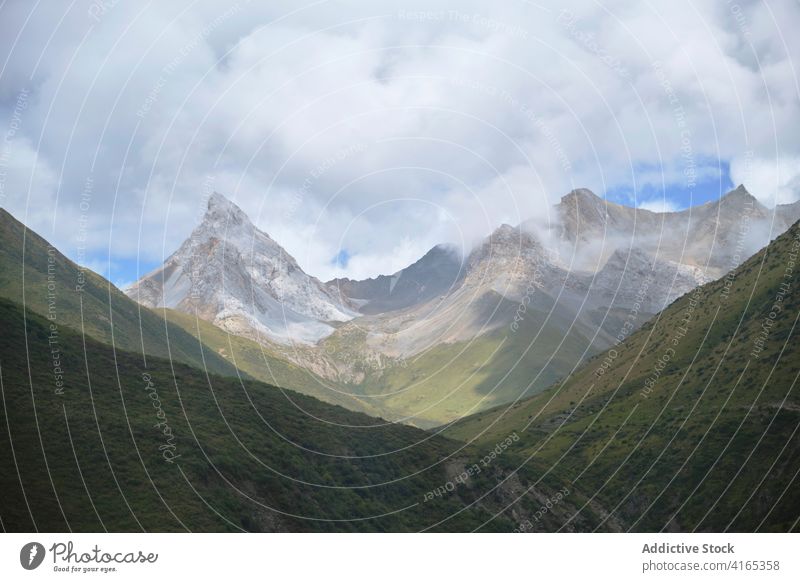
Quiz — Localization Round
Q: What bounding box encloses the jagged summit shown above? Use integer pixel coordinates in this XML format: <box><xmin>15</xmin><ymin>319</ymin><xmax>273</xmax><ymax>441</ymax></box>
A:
<box><xmin>207</xmin><ymin>190</ymin><xmax>236</xmax><ymax>210</ymax></box>
<box><xmin>201</xmin><ymin>192</ymin><xmax>273</xmax><ymax>243</ymax></box>
<box><xmin>492</xmin><ymin>223</ymin><xmax>518</xmax><ymax>236</ymax></box>
<box><xmin>481</xmin><ymin>222</ymin><xmax>540</xmax><ymax>254</ymax></box>
<box><xmin>205</xmin><ymin>191</ymin><xmax>249</xmax><ymax>221</ymax></box>
<box><xmin>560</xmin><ymin>187</ymin><xmax>601</xmax><ymax>203</ymax></box>
<box><xmin>559</xmin><ymin>184</ymin><xmax>762</xmax><ymax>215</ymax></box>
<box><xmin>125</xmin><ymin>191</ymin><xmax>355</xmax><ymax>345</ymax></box>
<box><xmin>558</xmin><ymin>187</ymin><xmax>635</xmax><ymax>219</ymax></box>
<box><xmin>327</xmin><ymin>243</ymin><xmax>465</xmax><ymax>315</ymax></box>
<box><xmin>126</xmin><ymin>184</ymin><xmax>800</xmax><ymax>354</ymax></box>
<box><xmin>718</xmin><ymin>184</ymin><xmax>759</xmax><ymax>206</ymax></box>
<box><xmin>558</xmin><ymin>187</ymin><xmax>627</xmax><ymax>219</ymax></box>
<box><xmin>121</xmin><ymin>184</ymin><xmax>800</xmax><ymax>425</ymax></box>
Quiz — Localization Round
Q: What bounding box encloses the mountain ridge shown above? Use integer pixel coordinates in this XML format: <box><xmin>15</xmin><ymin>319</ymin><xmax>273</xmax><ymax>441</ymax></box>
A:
<box><xmin>120</xmin><ymin>185</ymin><xmax>800</xmax><ymax>425</ymax></box>
<box><xmin>445</xmin><ymin>220</ymin><xmax>800</xmax><ymax>530</ymax></box>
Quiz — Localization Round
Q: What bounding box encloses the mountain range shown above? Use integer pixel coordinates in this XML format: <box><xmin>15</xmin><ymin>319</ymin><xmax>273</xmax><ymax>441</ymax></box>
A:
<box><xmin>447</xmin><ymin>218</ymin><xmax>800</xmax><ymax>531</ymax></box>
<box><xmin>0</xmin><ymin>193</ymin><xmax>797</xmax><ymax>531</ymax></box>
<box><xmin>125</xmin><ymin>185</ymin><xmax>800</xmax><ymax>426</ymax></box>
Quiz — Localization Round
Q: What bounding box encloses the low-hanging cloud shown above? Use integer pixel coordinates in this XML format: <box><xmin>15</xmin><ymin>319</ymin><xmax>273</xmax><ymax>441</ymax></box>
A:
<box><xmin>0</xmin><ymin>0</ymin><xmax>798</xmax><ymax>283</ymax></box>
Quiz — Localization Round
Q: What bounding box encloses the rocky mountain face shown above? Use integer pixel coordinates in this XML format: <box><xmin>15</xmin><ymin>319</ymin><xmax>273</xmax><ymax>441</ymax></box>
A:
<box><xmin>322</xmin><ymin>201</ymin><xmax>715</xmax><ymax>362</ymax></box>
<box><xmin>551</xmin><ymin>184</ymin><xmax>797</xmax><ymax>278</ymax></box>
<box><xmin>446</xmin><ymin>219</ymin><xmax>800</xmax><ymax>532</ymax></box>
<box><xmin>327</xmin><ymin>244</ymin><xmax>465</xmax><ymax>315</ymax></box>
<box><xmin>125</xmin><ymin>186</ymin><xmax>800</xmax><ymax>426</ymax></box>
<box><xmin>126</xmin><ymin>193</ymin><xmax>356</xmax><ymax>345</ymax></box>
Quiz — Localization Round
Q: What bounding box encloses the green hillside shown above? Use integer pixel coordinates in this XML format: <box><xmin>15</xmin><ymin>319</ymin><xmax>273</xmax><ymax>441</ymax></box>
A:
<box><xmin>345</xmin><ymin>294</ymin><xmax>597</xmax><ymax>428</ymax></box>
<box><xmin>447</xmin><ymin>222</ymin><xmax>800</xmax><ymax>532</ymax></box>
<box><xmin>162</xmin><ymin>308</ymin><xmax>384</xmax><ymax>417</ymax></box>
<box><xmin>0</xmin><ymin>208</ymin><xmax>237</xmax><ymax>377</ymax></box>
<box><xmin>0</xmin><ymin>298</ymin><xmax>606</xmax><ymax>531</ymax></box>
<box><xmin>0</xmin><ymin>208</ymin><xmax>394</xmax><ymax>417</ymax></box>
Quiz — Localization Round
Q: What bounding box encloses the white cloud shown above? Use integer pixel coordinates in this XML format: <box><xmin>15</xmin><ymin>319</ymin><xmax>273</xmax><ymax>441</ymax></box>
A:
<box><xmin>637</xmin><ymin>197</ymin><xmax>681</xmax><ymax>213</ymax></box>
<box><xmin>730</xmin><ymin>154</ymin><xmax>800</xmax><ymax>207</ymax></box>
<box><xmin>1</xmin><ymin>0</ymin><xmax>798</xmax><ymax>280</ymax></box>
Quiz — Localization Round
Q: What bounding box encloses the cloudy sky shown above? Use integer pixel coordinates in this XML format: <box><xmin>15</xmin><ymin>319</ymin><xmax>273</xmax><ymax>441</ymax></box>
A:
<box><xmin>0</xmin><ymin>0</ymin><xmax>798</xmax><ymax>285</ymax></box>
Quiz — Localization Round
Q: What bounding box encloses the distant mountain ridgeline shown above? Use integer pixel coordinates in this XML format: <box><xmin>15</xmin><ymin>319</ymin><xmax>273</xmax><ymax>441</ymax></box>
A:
<box><xmin>446</xmin><ymin>220</ymin><xmax>800</xmax><ymax>532</ymax></box>
<box><xmin>0</xmin><ymin>194</ymin><xmax>798</xmax><ymax>532</ymax></box>
<box><xmin>123</xmin><ymin>186</ymin><xmax>800</xmax><ymax>426</ymax></box>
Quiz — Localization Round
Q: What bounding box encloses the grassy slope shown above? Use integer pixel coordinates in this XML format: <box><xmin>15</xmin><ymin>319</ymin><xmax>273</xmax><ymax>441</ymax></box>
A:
<box><xmin>365</xmin><ymin>311</ymin><xmax>594</xmax><ymax>428</ymax></box>
<box><xmin>0</xmin><ymin>208</ymin><xmax>390</xmax><ymax>416</ymax></box>
<box><xmin>322</xmin><ymin>293</ymin><xmax>600</xmax><ymax>428</ymax></box>
<box><xmin>0</xmin><ymin>298</ymin><xmax>606</xmax><ymax>532</ymax></box>
<box><xmin>162</xmin><ymin>308</ymin><xmax>384</xmax><ymax>417</ymax></box>
<box><xmin>447</xmin><ymin>223</ymin><xmax>800</xmax><ymax>532</ymax></box>
<box><xmin>0</xmin><ymin>208</ymin><xmax>237</xmax><ymax>378</ymax></box>
<box><xmin>0</xmin><ymin>208</ymin><xmax>605</xmax><ymax>428</ymax></box>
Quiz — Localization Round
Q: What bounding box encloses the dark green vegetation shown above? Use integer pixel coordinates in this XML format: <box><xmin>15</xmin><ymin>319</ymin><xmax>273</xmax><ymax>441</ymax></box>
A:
<box><xmin>0</xmin><ymin>208</ymin><xmax>236</xmax><ymax>377</ymax></box>
<box><xmin>0</xmin><ymin>208</ymin><xmax>384</xmax><ymax>417</ymax></box>
<box><xmin>447</xmin><ymin>222</ymin><xmax>800</xmax><ymax>532</ymax></box>
<box><xmin>2</xmin><ymin>205</ymin><xmax>798</xmax><ymax>532</ymax></box>
<box><xmin>0</xmin><ymin>298</ymin><xmax>601</xmax><ymax>531</ymax></box>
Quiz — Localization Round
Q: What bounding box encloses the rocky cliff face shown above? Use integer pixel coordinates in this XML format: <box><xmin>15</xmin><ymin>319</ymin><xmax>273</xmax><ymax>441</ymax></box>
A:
<box><xmin>550</xmin><ymin>184</ymin><xmax>798</xmax><ymax>278</ymax></box>
<box><xmin>327</xmin><ymin>244</ymin><xmax>465</xmax><ymax>315</ymax></box>
<box><xmin>126</xmin><ymin>193</ymin><xmax>355</xmax><ymax>344</ymax></box>
<box><xmin>126</xmin><ymin>186</ymin><xmax>800</xmax><ymax>425</ymax></box>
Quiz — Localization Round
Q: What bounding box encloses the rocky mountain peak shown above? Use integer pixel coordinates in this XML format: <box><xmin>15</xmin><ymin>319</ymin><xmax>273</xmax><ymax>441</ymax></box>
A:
<box><xmin>557</xmin><ymin>187</ymin><xmax>620</xmax><ymax>223</ymax></box>
<box><xmin>203</xmin><ymin>192</ymin><xmax>256</xmax><ymax>232</ymax></box>
<box><xmin>720</xmin><ymin>184</ymin><xmax>759</xmax><ymax>206</ymax></box>
<box><xmin>195</xmin><ymin>192</ymin><xmax>290</xmax><ymax>266</ymax></box>
<box><xmin>558</xmin><ymin>188</ymin><xmax>612</xmax><ymax>218</ymax></box>
<box><xmin>481</xmin><ymin>223</ymin><xmax>543</xmax><ymax>254</ymax></box>
<box><xmin>560</xmin><ymin>187</ymin><xmax>601</xmax><ymax>204</ymax></box>
<box><xmin>126</xmin><ymin>191</ymin><xmax>355</xmax><ymax>344</ymax></box>
<box><xmin>326</xmin><ymin>243</ymin><xmax>465</xmax><ymax>315</ymax></box>
<box><xmin>491</xmin><ymin>223</ymin><xmax>519</xmax><ymax>240</ymax></box>
<box><xmin>464</xmin><ymin>223</ymin><xmax>545</xmax><ymax>278</ymax></box>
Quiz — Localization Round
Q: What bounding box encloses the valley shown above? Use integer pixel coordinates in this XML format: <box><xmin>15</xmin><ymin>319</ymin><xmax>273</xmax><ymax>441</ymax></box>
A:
<box><xmin>124</xmin><ymin>185</ymin><xmax>800</xmax><ymax>426</ymax></box>
<box><xmin>1</xmin><ymin>190</ymin><xmax>798</xmax><ymax>531</ymax></box>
